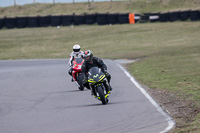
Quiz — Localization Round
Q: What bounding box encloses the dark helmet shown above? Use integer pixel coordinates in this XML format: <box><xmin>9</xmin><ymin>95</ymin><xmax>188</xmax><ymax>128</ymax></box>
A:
<box><xmin>84</xmin><ymin>50</ymin><xmax>93</xmax><ymax>62</ymax></box>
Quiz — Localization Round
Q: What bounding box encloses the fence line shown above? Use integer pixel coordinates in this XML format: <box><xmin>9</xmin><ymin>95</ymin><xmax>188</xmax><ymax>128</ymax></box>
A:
<box><xmin>12</xmin><ymin>0</ymin><xmax>118</xmax><ymax>7</ymax></box>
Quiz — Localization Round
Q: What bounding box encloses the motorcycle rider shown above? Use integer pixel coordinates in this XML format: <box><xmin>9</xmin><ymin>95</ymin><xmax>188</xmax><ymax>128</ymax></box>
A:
<box><xmin>68</xmin><ymin>44</ymin><xmax>84</xmax><ymax>81</ymax></box>
<box><xmin>81</xmin><ymin>50</ymin><xmax>113</xmax><ymax>95</ymax></box>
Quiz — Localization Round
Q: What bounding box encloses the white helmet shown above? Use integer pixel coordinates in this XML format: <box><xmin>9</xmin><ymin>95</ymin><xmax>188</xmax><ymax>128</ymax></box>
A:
<box><xmin>73</xmin><ymin>44</ymin><xmax>81</xmax><ymax>53</ymax></box>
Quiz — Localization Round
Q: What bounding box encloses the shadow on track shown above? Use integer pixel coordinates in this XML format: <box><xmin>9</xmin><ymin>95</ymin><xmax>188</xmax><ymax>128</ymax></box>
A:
<box><xmin>65</xmin><ymin>100</ymin><xmax>133</xmax><ymax>108</ymax></box>
<box><xmin>52</xmin><ymin>89</ymin><xmax>89</xmax><ymax>94</ymax></box>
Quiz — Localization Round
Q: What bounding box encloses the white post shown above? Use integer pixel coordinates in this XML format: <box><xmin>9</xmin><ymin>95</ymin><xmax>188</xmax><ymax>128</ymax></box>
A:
<box><xmin>14</xmin><ymin>0</ymin><xmax>16</xmax><ymax>7</ymax></box>
<box><xmin>88</xmin><ymin>0</ymin><xmax>91</xmax><ymax>9</ymax></box>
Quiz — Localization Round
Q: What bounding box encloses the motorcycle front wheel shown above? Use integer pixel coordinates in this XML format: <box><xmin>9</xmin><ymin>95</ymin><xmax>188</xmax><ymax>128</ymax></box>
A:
<box><xmin>97</xmin><ymin>86</ymin><xmax>108</xmax><ymax>105</ymax></box>
<box><xmin>78</xmin><ymin>74</ymin><xmax>84</xmax><ymax>91</ymax></box>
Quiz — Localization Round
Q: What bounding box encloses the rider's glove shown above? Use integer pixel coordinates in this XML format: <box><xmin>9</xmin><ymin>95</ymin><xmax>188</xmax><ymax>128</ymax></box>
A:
<box><xmin>106</xmin><ymin>72</ymin><xmax>110</xmax><ymax>77</ymax></box>
<box><xmin>102</xmin><ymin>69</ymin><xmax>107</xmax><ymax>73</ymax></box>
<box><xmin>104</xmin><ymin>70</ymin><xmax>111</xmax><ymax>78</ymax></box>
<box><xmin>103</xmin><ymin>70</ymin><xmax>108</xmax><ymax>75</ymax></box>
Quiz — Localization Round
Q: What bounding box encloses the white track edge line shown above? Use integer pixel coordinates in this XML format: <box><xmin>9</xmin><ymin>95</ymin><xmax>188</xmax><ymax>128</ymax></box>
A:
<box><xmin>117</xmin><ymin>64</ymin><xmax>175</xmax><ymax>133</ymax></box>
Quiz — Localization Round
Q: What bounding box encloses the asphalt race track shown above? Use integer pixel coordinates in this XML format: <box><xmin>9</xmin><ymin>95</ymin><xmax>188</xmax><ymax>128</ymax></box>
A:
<box><xmin>0</xmin><ymin>59</ymin><xmax>174</xmax><ymax>133</ymax></box>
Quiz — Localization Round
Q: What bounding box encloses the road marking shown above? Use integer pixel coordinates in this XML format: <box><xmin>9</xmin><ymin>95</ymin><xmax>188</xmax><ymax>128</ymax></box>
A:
<box><xmin>117</xmin><ymin>64</ymin><xmax>175</xmax><ymax>133</ymax></box>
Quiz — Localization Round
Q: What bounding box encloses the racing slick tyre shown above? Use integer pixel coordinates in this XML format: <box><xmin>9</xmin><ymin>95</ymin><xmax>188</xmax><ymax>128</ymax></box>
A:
<box><xmin>78</xmin><ymin>74</ymin><xmax>84</xmax><ymax>91</ymax></box>
<box><xmin>97</xmin><ymin>86</ymin><xmax>108</xmax><ymax>105</ymax></box>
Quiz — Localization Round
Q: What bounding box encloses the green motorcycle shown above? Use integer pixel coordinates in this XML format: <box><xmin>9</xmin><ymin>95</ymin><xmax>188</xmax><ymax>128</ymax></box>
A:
<box><xmin>88</xmin><ymin>67</ymin><xmax>111</xmax><ymax>105</ymax></box>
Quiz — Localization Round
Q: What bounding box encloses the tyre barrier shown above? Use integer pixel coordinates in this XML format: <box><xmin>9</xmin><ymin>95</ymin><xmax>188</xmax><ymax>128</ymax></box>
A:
<box><xmin>180</xmin><ymin>10</ymin><xmax>190</xmax><ymax>21</ymax></box>
<box><xmin>118</xmin><ymin>13</ymin><xmax>129</xmax><ymax>24</ymax></box>
<box><xmin>149</xmin><ymin>13</ymin><xmax>160</xmax><ymax>22</ymax></box>
<box><xmin>74</xmin><ymin>15</ymin><xmax>85</xmax><ymax>25</ymax></box>
<box><xmin>28</xmin><ymin>16</ymin><xmax>39</xmax><ymax>27</ymax></box>
<box><xmin>51</xmin><ymin>15</ymin><xmax>61</xmax><ymax>26</ymax></box>
<box><xmin>5</xmin><ymin>17</ymin><xmax>16</xmax><ymax>29</ymax></box>
<box><xmin>139</xmin><ymin>13</ymin><xmax>150</xmax><ymax>23</ymax></box>
<box><xmin>38</xmin><ymin>15</ymin><xmax>51</xmax><ymax>27</ymax></box>
<box><xmin>199</xmin><ymin>10</ymin><xmax>200</xmax><ymax>20</ymax></box>
<box><xmin>0</xmin><ymin>9</ymin><xmax>199</xmax><ymax>29</ymax></box>
<box><xmin>0</xmin><ymin>18</ymin><xmax>5</xmax><ymax>29</ymax></box>
<box><xmin>96</xmin><ymin>13</ymin><xmax>108</xmax><ymax>25</ymax></box>
<box><xmin>85</xmin><ymin>14</ymin><xmax>96</xmax><ymax>25</ymax></box>
<box><xmin>134</xmin><ymin>14</ymin><xmax>141</xmax><ymax>23</ymax></box>
<box><xmin>108</xmin><ymin>13</ymin><xmax>118</xmax><ymax>25</ymax></box>
<box><xmin>159</xmin><ymin>12</ymin><xmax>169</xmax><ymax>22</ymax></box>
<box><xmin>169</xmin><ymin>11</ymin><xmax>180</xmax><ymax>22</ymax></box>
<box><xmin>16</xmin><ymin>17</ymin><xmax>28</xmax><ymax>28</ymax></box>
<box><xmin>190</xmin><ymin>10</ymin><xmax>199</xmax><ymax>21</ymax></box>
<box><xmin>61</xmin><ymin>15</ymin><xmax>73</xmax><ymax>26</ymax></box>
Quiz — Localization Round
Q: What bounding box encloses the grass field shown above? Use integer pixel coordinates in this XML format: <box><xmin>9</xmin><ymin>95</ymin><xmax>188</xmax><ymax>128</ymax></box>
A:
<box><xmin>0</xmin><ymin>0</ymin><xmax>200</xmax><ymax>132</ymax></box>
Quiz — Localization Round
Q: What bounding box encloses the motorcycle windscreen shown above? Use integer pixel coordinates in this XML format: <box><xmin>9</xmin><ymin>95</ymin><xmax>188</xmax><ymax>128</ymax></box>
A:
<box><xmin>74</xmin><ymin>58</ymin><xmax>83</xmax><ymax>64</ymax></box>
<box><xmin>88</xmin><ymin>67</ymin><xmax>105</xmax><ymax>82</ymax></box>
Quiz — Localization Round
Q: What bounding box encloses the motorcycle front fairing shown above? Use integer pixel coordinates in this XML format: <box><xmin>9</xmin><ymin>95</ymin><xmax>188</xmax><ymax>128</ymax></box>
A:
<box><xmin>72</xmin><ymin>58</ymin><xmax>84</xmax><ymax>72</ymax></box>
<box><xmin>88</xmin><ymin>67</ymin><xmax>106</xmax><ymax>86</ymax></box>
<box><xmin>72</xmin><ymin>57</ymin><xmax>84</xmax><ymax>81</ymax></box>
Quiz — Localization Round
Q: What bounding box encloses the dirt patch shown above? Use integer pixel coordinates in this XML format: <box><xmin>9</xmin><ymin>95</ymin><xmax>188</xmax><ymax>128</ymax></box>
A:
<box><xmin>142</xmin><ymin>84</ymin><xmax>200</xmax><ymax>132</ymax></box>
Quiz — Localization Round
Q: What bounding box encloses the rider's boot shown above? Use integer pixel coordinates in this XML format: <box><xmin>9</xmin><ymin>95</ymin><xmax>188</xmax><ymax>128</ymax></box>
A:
<box><xmin>109</xmin><ymin>84</ymin><xmax>113</xmax><ymax>91</ymax></box>
<box><xmin>91</xmin><ymin>89</ymin><xmax>94</xmax><ymax>95</ymax></box>
<box><xmin>91</xmin><ymin>87</ymin><xmax>95</xmax><ymax>95</ymax></box>
<box><xmin>91</xmin><ymin>87</ymin><xmax>97</xmax><ymax>97</ymax></box>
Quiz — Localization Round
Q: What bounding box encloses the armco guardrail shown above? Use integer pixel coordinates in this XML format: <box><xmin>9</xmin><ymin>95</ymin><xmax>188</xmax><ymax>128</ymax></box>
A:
<box><xmin>0</xmin><ymin>10</ymin><xmax>199</xmax><ymax>29</ymax></box>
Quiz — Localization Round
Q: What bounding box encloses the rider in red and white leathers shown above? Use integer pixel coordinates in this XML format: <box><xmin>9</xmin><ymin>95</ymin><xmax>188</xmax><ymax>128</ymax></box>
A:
<box><xmin>68</xmin><ymin>44</ymin><xmax>84</xmax><ymax>81</ymax></box>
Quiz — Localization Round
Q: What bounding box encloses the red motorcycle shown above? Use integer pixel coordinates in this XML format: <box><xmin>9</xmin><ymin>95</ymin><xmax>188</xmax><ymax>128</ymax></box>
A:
<box><xmin>72</xmin><ymin>57</ymin><xmax>85</xmax><ymax>91</ymax></box>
